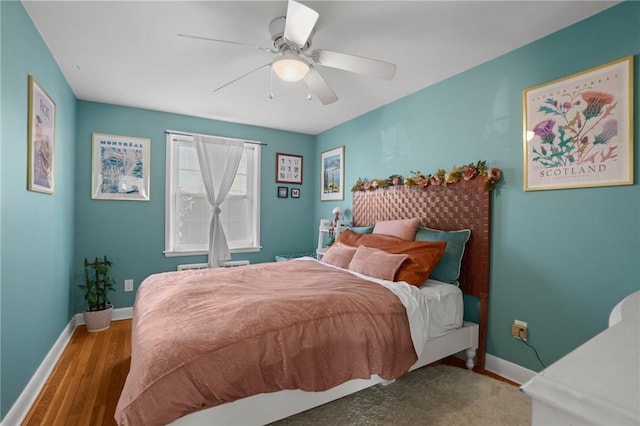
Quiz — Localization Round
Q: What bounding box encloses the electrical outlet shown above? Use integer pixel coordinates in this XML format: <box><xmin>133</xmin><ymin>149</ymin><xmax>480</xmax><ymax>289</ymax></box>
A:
<box><xmin>124</xmin><ymin>279</ymin><xmax>134</xmax><ymax>292</ymax></box>
<box><xmin>512</xmin><ymin>320</ymin><xmax>527</xmax><ymax>341</ymax></box>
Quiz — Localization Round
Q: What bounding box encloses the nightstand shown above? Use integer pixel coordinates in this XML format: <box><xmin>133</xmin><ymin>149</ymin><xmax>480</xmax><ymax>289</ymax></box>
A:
<box><xmin>274</xmin><ymin>253</ymin><xmax>316</xmax><ymax>262</ymax></box>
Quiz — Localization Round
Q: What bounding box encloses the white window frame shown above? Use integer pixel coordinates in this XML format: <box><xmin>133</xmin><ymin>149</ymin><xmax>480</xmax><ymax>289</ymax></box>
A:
<box><xmin>164</xmin><ymin>131</ymin><xmax>261</xmax><ymax>257</ymax></box>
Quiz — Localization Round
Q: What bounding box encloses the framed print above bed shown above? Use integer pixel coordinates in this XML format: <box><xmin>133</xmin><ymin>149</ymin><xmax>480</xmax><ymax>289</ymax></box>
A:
<box><xmin>523</xmin><ymin>56</ymin><xmax>633</xmax><ymax>191</ymax></box>
<box><xmin>27</xmin><ymin>76</ymin><xmax>56</xmax><ymax>194</ymax></box>
<box><xmin>321</xmin><ymin>146</ymin><xmax>344</xmax><ymax>201</ymax></box>
<box><xmin>91</xmin><ymin>133</ymin><xmax>150</xmax><ymax>200</ymax></box>
<box><xmin>276</xmin><ymin>153</ymin><xmax>303</xmax><ymax>184</ymax></box>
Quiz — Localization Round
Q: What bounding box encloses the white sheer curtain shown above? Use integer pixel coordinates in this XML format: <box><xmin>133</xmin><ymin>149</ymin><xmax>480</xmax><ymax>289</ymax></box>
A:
<box><xmin>194</xmin><ymin>136</ymin><xmax>244</xmax><ymax>267</ymax></box>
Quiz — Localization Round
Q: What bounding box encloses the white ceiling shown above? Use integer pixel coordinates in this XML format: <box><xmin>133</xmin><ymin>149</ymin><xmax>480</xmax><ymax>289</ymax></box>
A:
<box><xmin>23</xmin><ymin>1</ymin><xmax>617</xmax><ymax>135</ymax></box>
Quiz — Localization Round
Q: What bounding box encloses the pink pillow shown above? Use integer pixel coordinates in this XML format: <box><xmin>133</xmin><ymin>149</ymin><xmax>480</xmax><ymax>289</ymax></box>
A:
<box><xmin>336</xmin><ymin>230</ymin><xmax>447</xmax><ymax>286</ymax></box>
<box><xmin>373</xmin><ymin>218</ymin><xmax>420</xmax><ymax>240</ymax></box>
<box><xmin>348</xmin><ymin>246</ymin><xmax>409</xmax><ymax>281</ymax></box>
<box><xmin>321</xmin><ymin>244</ymin><xmax>357</xmax><ymax>269</ymax></box>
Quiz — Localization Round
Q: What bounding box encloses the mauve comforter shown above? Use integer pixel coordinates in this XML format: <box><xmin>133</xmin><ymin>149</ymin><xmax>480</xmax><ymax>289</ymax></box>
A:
<box><xmin>115</xmin><ymin>259</ymin><xmax>417</xmax><ymax>426</ymax></box>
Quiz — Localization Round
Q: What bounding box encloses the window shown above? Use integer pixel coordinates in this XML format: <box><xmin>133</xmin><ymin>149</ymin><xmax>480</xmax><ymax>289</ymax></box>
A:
<box><xmin>165</xmin><ymin>132</ymin><xmax>261</xmax><ymax>256</ymax></box>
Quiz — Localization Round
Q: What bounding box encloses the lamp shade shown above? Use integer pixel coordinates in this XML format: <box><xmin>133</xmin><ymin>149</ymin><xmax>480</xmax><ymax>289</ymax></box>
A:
<box><xmin>332</xmin><ymin>206</ymin><xmax>344</xmax><ymax>216</ymax></box>
<box><xmin>272</xmin><ymin>53</ymin><xmax>310</xmax><ymax>82</ymax></box>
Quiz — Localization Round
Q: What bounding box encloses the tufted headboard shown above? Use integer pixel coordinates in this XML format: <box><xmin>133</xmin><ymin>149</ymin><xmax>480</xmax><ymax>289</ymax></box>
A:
<box><xmin>352</xmin><ymin>177</ymin><xmax>491</xmax><ymax>369</ymax></box>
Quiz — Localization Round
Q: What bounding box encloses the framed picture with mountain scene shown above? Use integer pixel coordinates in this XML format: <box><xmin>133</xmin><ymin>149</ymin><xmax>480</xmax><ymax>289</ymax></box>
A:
<box><xmin>523</xmin><ymin>56</ymin><xmax>633</xmax><ymax>191</ymax></box>
<box><xmin>320</xmin><ymin>146</ymin><xmax>344</xmax><ymax>201</ymax></box>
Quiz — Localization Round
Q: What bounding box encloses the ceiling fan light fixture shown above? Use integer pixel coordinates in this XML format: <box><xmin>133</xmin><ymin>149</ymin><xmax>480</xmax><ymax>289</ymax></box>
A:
<box><xmin>272</xmin><ymin>53</ymin><xmax>309</xmax><ymax>82</ymax></box>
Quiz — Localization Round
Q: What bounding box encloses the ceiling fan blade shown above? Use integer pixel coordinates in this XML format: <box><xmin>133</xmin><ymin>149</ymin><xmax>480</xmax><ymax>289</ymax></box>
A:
<box><xmin>306</xmin><ymin>67</ymin><xmax>338</xmax><ymax>105</ymax></box>
<box><xmin>284</xmin><ymin>0</ymin><xmax>319</xmax><ymax>48</ymax></box>
<box><xmin>213</xmin><ymin>63</ymin><xmax>271</xmax><ymax>93</ymax></box>
<box><xmin>312</xmin><ymin>49</ymin><xmax>396</xmax><ymax>81</ymax></box>
<box><xmin>178</xmin><ymin>33</ymin><xmax>273</xmax><ymax>53</ymax></box>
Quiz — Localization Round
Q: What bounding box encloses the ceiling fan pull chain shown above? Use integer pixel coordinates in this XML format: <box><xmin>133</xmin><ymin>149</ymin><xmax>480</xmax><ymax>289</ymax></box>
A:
<box><xmin>307</xmin><ymin>72</ymin><xmax>312</xmax><ymax>101</ymax></box>
<box><xmin>269</xmin><ymin>67</ymin><xmax>274</xmax><ymax>99</ymax></box>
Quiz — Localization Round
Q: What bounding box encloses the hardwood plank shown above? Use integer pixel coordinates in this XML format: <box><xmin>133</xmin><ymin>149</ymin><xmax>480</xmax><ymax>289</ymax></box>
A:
<box><xmin>24</xmin><ymin>329</ymin><xmax>96</xmax><ymax>426</ymax></box>
<box><xmin>73</xmin><ymin>330</ymin><xmax>109</xmax><ymax>425</ymax></box>
<box><xmin>103</xmin><ymin>325</ymin><xmax>130</xmax><ymax>426</ymax></box>
<box><xmin>22</xmin><ymin>320</ymin><xmax>131</xmax><ymax>426</ymax></box>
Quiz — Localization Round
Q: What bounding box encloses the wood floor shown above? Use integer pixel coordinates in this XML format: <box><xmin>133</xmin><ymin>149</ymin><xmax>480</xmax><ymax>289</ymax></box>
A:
<box><xmin>22</xmin><ymin>319</ymin><xmax>517</xmax><ymax>425</ymax></box>
<box><xmin>22</xmin><ymin>320</ymin><xmax>131</xmax><ymax>426</ymax></box>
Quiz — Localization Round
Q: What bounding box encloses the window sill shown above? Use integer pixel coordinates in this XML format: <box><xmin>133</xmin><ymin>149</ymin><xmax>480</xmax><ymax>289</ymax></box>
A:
<box><xmin>164</xmin><ymin>246</ymin><xmax>262</xmax><ymax>257</ymax></box>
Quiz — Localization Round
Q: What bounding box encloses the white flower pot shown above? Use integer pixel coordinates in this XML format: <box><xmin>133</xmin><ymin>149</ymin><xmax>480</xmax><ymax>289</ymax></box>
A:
<box><xmin>83</xmin><ymin>305</ymin><xmax>113</xmax><ymax>333</ymax></box>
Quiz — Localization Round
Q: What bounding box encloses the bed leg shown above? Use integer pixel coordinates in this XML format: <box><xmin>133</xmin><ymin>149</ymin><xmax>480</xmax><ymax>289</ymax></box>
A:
<box><xmin>465</xmin><ymin>348</ymin><xmax>476</xmax><ymax>370</ymax></box>
<box><xmin>380</xmin><ymin>378</ymin><xmax>396</xmax><ymax>386</ymax></box>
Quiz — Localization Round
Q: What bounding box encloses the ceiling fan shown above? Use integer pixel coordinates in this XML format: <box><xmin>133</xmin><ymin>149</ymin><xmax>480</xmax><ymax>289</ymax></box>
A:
<box><xmin>178</xmin><ymin>0</ymin><xmax>396</xmax><ymax>105</ymax></box>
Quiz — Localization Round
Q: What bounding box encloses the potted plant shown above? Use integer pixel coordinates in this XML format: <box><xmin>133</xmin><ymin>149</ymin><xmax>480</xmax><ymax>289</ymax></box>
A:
<box><xmin>79</xmin><ymin>256</ymin><xmax>115</xmax><ymax>332</ymax></box>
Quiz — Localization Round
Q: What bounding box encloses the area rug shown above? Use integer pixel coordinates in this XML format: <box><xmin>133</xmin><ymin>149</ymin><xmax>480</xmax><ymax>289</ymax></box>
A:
<box><xmin>270</xmin><ymin>364</ymin><xmax>531</xmax><ymax>426</ymax></box>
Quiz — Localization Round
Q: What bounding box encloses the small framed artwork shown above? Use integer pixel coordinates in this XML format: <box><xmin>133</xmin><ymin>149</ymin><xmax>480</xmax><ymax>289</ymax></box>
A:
<box><xmin>91</xmin><ymin>133</ymin><xmax>151</xmax><ymax>200</ymax></box>
<box><xmin>276</xmin><ymin>153</ymin><xmax>303</xmax><ymax>184</ymax></box>
<box><xmin>523</xmin><ymin>56</ymin><xmax>633</xmax><ymax>191</ymax></box>
<box><xmin>27</xmin><ymin>76</ymin><xmax>56</xmax><ymax>194</ymax></box>
<box><xmin>277</xmin><ymin>186</ymin><xmax>289</xmax><ymax>198</ymax></box>
<box><xmin>291</xmin><ymin>188</ymin><xmax>300</xmax><ymax>198</ymax></box>
<box><xmin>320</xmin><ymin>146</ymin><xmax>344</xmax><ymax>201</ymax></box>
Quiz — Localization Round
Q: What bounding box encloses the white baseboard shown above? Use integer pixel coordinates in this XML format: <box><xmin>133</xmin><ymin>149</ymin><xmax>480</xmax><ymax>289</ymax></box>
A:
<box><xmin>73</xmin><ymin>306</ymin><xmax>134</xmax><ymax>325</ymax></box>
<box><xmin>1</xmin><ymin>307</ymin><xmax>133</xmax><ymax>426</ymax></box>
<box><xmin>485</xmin><ymin>353</ymin><xmax>536</xmax><ymax>385</ymax></box>
<box><xmin>453</xmin><ymin>351</ymin><xmax>536</xmax><ymax>385</ymax></box>
<box><xmin>0</xmin><ymin>317</ymin><xmax>78</xmax><ymax>426</ymax></box>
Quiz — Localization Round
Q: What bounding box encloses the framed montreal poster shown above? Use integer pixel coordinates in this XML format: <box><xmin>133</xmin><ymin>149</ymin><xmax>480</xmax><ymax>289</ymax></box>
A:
<box><xmin>523</xmin><ymin>56</ymin><xmax>633</xmax><ymax>191</ymax></box>
<box><xmin>320</xmin><ymin>146</ymin><xmax>344</xmax><ymax>201</ymax></box>
<box><xmin>276</xmin><ymin>152</ymin><xmax>303</xmax><ymax>184</ymax></box>
<box><xmin>91</xmin><ymin>133</ymin><xmax>150</xmax><ymax>200</ymax></box>
<box><xmin>27</xmin><ymin>76</ymin><xmax>56</xmax><ymax>194</ymax></box>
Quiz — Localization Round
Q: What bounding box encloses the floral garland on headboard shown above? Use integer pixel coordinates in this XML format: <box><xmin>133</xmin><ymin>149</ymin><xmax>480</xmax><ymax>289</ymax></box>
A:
<box><xmin>351</xmin><ymin>160</ymin><xmax>503</xmax><ymax>192</ymax></box>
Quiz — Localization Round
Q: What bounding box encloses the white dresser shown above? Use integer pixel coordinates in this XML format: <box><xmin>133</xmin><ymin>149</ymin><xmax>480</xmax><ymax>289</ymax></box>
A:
<box><xmin>521</xmin><ymin>290</ymin><xmax>640</xmax><ymax>425</ymax></box>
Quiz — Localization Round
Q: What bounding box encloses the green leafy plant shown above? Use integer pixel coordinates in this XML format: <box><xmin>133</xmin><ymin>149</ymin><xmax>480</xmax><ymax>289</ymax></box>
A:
<box><xmin>80</xmin><ymin>256</ymin><xmax>115</xmax><ymax>311</ymax></box>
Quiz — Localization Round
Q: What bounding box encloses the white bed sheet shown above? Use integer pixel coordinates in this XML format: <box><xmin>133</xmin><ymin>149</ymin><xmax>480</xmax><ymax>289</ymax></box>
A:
<box><xmin>362</xmin><ymin>275</ymin><xmax>464</xmax><ymax>354</ymax></box>
<box><xmin>419</xmin><ymin>279</ymin><xmax>464</xmax><ymax>338</ymax></box>
<box><xmin>296</xmin><ymin>257</ymin><xmax>463</xmax><ymax>355</ymax></box>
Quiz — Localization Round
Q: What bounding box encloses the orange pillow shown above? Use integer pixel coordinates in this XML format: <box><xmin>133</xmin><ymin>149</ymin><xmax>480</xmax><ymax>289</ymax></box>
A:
<box><xmin>372</xmin><ymin>218</ymin><xmax>420</xmax><ymax>240</ymax></box>
<box><xmin>348</xmin><ymin>246</ymin><xmax>409</xmax><ymax>281</ymax></box>
<box><xmin>336</xmin><ymin>230</ymin><xmax>447</xmax><ymax>286</ymax></box>
<box><xmin>321</xmin><ymin>243</ymin><xmax>357</xmax><ymax>269</ymax></box>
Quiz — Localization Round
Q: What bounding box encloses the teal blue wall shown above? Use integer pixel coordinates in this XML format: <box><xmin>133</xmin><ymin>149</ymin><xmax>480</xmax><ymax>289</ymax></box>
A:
<box><xmin>1</xmin><ymin>0</ymin><xmax>639</xmax><ymax>421</ymax></box>
<box><xmin>75</xmin><ymin>101</ymin><xmax>315</xmax><ymax>313</ymax></box>
<box><xmin>1</xmin><ymin>1</ymin><xmax>77</xmax><ymax>418</ymax></box>
<box><xmin>1</xmin><ymin>1</ymin><xmax>315</xmax><ymax>419</ymax></box>
<box><xmin>315</xmin><ymin>2</ymin><xmax>640</xmax><ymax>371</ymax></box>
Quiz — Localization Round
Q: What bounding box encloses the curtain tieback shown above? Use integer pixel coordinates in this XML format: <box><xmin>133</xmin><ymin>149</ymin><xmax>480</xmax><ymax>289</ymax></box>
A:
<box><xmin>212</xmin><ymin>206</ymin><xmax>222</xmax><ymax>215</ymax></box>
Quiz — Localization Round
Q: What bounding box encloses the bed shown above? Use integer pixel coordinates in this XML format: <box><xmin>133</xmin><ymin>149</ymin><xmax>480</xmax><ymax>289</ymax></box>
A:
<box><xmin>115</xmin><ymin>177</ymin><xmax>491</xmax><ymax>426</ymax></box>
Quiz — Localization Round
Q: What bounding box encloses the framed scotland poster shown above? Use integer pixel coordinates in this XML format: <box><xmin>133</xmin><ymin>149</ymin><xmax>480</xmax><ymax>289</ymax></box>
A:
<box><xmin>523</xmin><ymin>56</ymin><xmax>633</xmax><ymax>191</ymax></box>
<box><xmin>27</xmin><ymin>76</ymin><xmax>56</xmax><ymax>194</ymax></box>
<box><xmin>320</xmin><ymin>146</ymin><xmax>344</xmax><ymax>201</ymax></box>
<box><xmin>91</xmin><ymin>133</ymin><xmax>150</xmax><ymax>200</ymax></box>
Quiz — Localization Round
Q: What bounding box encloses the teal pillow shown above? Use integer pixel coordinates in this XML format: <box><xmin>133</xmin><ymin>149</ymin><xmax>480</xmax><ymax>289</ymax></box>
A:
<box><xmin>414</xmin><ymin>227</ymin><xmax>471</xmax><ymax>284</ymax></box>
<box><xmin>349</xmin><ymin>225</ymin><xmax>374</xmax><ymax>234</ymax></box>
